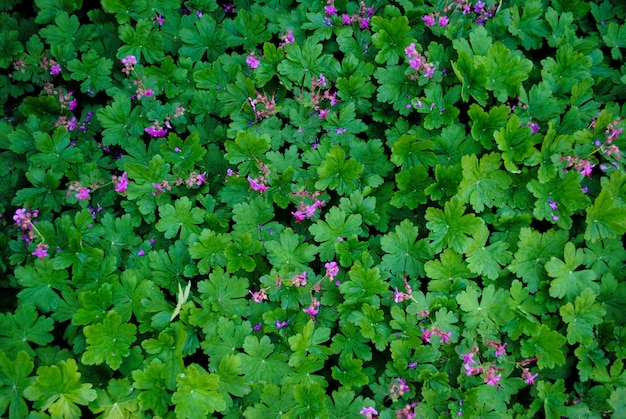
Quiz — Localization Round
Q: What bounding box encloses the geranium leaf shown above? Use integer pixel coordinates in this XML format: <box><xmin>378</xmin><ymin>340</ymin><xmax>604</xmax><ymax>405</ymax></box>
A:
<box><xmin>82</xmin><ymin>310</ymin><xmax>137</xmax><ymax>370</ymax></box>
<box><xmin>172</xmin><ymin>364</ymin><xmax>226</xmax><ymax>418</ymax></box>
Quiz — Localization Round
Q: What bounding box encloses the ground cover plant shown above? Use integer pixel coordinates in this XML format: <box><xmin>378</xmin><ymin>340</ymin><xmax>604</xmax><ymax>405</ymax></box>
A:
<box><xmin>1</xmin><ymin>0</ymin><xmax>626</xmax><ymax>417</ymax></box>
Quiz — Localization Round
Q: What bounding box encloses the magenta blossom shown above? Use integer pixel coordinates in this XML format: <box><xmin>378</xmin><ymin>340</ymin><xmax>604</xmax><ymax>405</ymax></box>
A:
<box><xmin>246</xmin><ymin>54</ymin><xmax>260</xmax><ymax>69</ymax></box>
<box><xmin>32</xmin><ymin>243</ymin><xmax>49</xmax><ymax>259</ymax></box>
<box><xmin>50</xmin><ymin>64</ymin><xmax>61</xmax><ymax>75</ymax></box>
<box><xmin>75</xmin><ymin>188</ymin><xmax>90</xmax><ymax>200</ymax></box>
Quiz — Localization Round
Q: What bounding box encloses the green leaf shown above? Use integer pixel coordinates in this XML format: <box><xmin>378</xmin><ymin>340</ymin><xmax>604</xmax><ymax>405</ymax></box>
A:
<box><xmin>288</xmin><ymin>321</ymin><xmax>333</xmax><ymax>367</ymax></box>
<box><xmin>374</xmin><ymin>65</ymin><xmax>421</xmax><ymax>114</ymax></box>
<box><xmin>347</xmin><ymin>304</ymin><xmax>391</xmax><ymax>351</ymax></box>
<box><xmin>451</xmin><ymin>50</ymin><xmax>488</xmax><ymax>106</ymax></box>
<box><xmin>602</xmin><ymin>21</ymin><xmax>626</xmax><ymax>60</ymax></box>
<box><xmin>505</xmin><ymin>1</ymin><xmax>550</xmax><ymax>50</ymax></box>
<box><xmin>0</xmin><ymin>303</ymin><xmax>54</xmax><ymax>358</ymax></box>
<box><xmin>456</xmin><ymin>285</ymin><xmax>510</xmax><ymax>334</ymax></box>
<box><xmin>240</xmin><ymin>335</ymin><xmax>291</xmax><ymax>385</ymax></box>
<box><xmin>520</xmin><ymin>325</ymin><xmax>567</xmax><ymax>369</ymax></box>
<box><xmin>224</xmin><ymin>131</ymin><xmax>271</xmax><ymax>175</ymax></box>
<box><xmin>225</xmin><ymin>232</ymin><xmax>262</xmax><ymax>273</ymax></box>
<box><xmin>540</xmin><ymin>44</ymin><xmax>593</xmax><ymax>95</ymax></box>
<box><xmin>15</xmin><ymin>260</ymin><xmax>70</xmax><ymax>313</ymax></box>
<box><xmin>391</xmin><ymin>165</ymin><xmax>432</xmax><ymax>210</ymax></box>
<box><xmin>509</xmin><ymin>227</ymin><xmax>568</xmax><ymax>292</ymax></box>
<box><xmin>112</xmin><ymin>271</ymin><xmax>155</xmax><ymax>324</ymax></box>
<box><xmin>223</xmin><ymin>8</ymin><xmax>272</xmax><ymax>49</ymax></box>
<box><xmin>243</xmin><ymin>384</ymin><xmax>297</xmax><ymax>418</ymax></box>
<box><xmin>380</xmin><ymin>219</ymin><xmax>432</xmax><ymax>277</ymax></box>
<box><xmin>31</xmin><ymin>126</ymin><xmax>83</xmax><ymax>171</ymax></box>
<box><xmin>216</xmin><ymin>353</ymin><xmax>250</xmax><ymax>404</ymax></box>
<box><xmin>82</xmin><ymin>310</ymin><xmax>137</xmax><ymax>370</ymax></box>
<box><xmin>528</xmin><ymin>169</ymin><xmax>589</xmax><ymax>230</ymax></box>
<box><xmin>459</xmin><ymin>153</ymin><xmax>512</xmax><ymax>212</ymax></box>
<box><xmin>465</xmin><ymin>227</ymin><xmax>512</xmax><ymax>281</ymax></box>
<box><xmin>559</xmin><ymin>288</ymin><xmax>606</xmax><ymax>346</ymax></box>
<box><xmin>371</xmin><ymin>15</ymin><xmax>414</xmax><ymax>65</ymax></box>
<box><xmin>475</xmin><ymin>42</ymin><xmax>533</xmax><ymax>102</ymax></box>
<box><xmin>196</xmin><ymin>267</ymin><xmax>250</xmax><ymax>318</ymax></box>
<box><xmin>66</xmin><ymin>50</ymin><xmax>113</xmax><ymax>93</ymax></box>
<box><xmin>467</xmin><ymin>103</ymin><xmax>511</xmax><ymax>150</ymax></box>
<box><xmin>155</xmin><ymin>196</ymin><xmax>204</xmax><ymax>241</ymax></box>
<box><xmin>96</xmin><ymin>94</ymin><xmax>143</xmax><ymax>146</ymax></box>
<box><xmin>424</xmin><ymin>248</ymin><xmax>476</xmax><ymax>293</ymax></box>
<box><xmin>425</xmin><ymin>196</ymin><xmax>486</xmax><ymax>254</ymax></box>
<box><xmin>172</xmin><ymin>364</ymin><xmax>226</xmax><ymax>418</ymax></box>
<box><xmin>521</xmin><ymin>81</ymin><xmax>567</xmax><ymax>122</ymax></box>
<box><xmin>265</xmin><ymin>228</ymin><xmax>318</xmax><ymax>275</ymax></box>
<box><xmin>200</xmin><ymin>317</ymin><xmax>252</xmax><ymax>370</ymax></box>
<box><xmin>277</xmin><ymin>37</ymin><xmax>335</xmax><ymax>87</ymax></box>
<box><xmin>0</xmin><ymin>351</ymin><xmax>35</xmax><ymax>419</ymax></box>
<box><xmin>309</xmin><ymin>207</ymin><xmax>362</xmax><ymax>262</ymax></box>
<box><xmin>118</xmin><ymin>18</ymin><xmax>164</xmax><ymax>64</ymax></box>
<box><xmin>90</xmin><ymin>378</ymin><xmax>139</xmax><ymax>419</ymax></box>
<box><xmin>339</xmin><ymin>264</ymin><xmax>388</xmax><ymax>308</ymax></box>
<box><xmin>39</xmin><ymin>12</ymin><xmax>92</xmax><ymax>54</ymax></box>
<box><xmin>315</xmin><ymin>146</ymin><xmax>364</xmax><ymax>196</ymax></box>
<box><xmin>502</xmin><ymin>280</ymin><xmax>542</xmax><ymax>339</ymax></box>
<box><xmin>330</xmin><ymin>323</ymin><xmax>372</xmax><ymax>362</ymax></box>
<box><xmin>390</xmin><ymin>133</ymin><xmax>437</xmax><ymax>169</ymax></box>
<box><xmin>23</xmin><ymin>358</ymin><xmax>97</xmax><ymax>419</ymax></box>
<box><xmin>131</xmin><ymin>359</ymin><xmax>172</xmax><ymax>416</ymax></box>
<box><xmin>188</xmin><ymin>229</ymin><xmax>230</xmax><ymax>274</ymax></box>
<box><xmin>494</xmin><ymin>114</ymin><xmax>539</xmax><ymax>173</ymax></box>
<box><xmin>546</xmin><ymin>242</ymin><xmax>598</xmax><ymax>301</ymax></box>
<box><xmin>585</xmin><ymin>190</ymin><xmax>626</xmax><ymax>242</ymax></box>
<box><xmin>529</xmin><ymin>379</ymin><xmax>568</xmax><ymax>418</ymax></box>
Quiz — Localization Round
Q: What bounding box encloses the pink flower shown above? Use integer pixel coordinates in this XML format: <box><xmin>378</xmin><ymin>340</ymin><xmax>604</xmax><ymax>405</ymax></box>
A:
<box><xmin>145</xmin><ymin>125</ymin><xmax>168</xmax><ymax>138</ymax></box>
<box><xmin>341</xmin><ymin>14</ymin><xmax>352</xmax><ymax>25</ymax></box>
<box><xmin>291</xmin><ymin>210</ymin><xmax>306</xmax><ymax>222</ymax></box>
<box><xmin>276</xmin><ymin>319</ymin><xmax>288</xmax><ymax>328</ymax></box>
<box><xmin>247</xmin><ymin>176</ymin><xmax>268</xmax><ymax>192</ymax></box>
<box><xmin>32</xmin><ymin>243</ymin><xmax>49</xmax><ymax>259</ymax></box>
<box><xmin>360</xmin><ymin>406</ymin><xmax>378</xmax><ymax>418</ymax></box>
<box><xmin>324</xmin><ymin>5</ymin><xmax>337</xmax><ymax>15</ymax></box>
<box><xmin>422</xmin><ymin>14</ymin><xmax>435</xmax><ymax>26</ymax></box>
<box><xmin>114</xmin><ymin>171</ymin><xmax>129</xmax><ymax>193</ymax></box>
<box><xmin>437</xmin><ymin>15</ymin><xmax>449</xmax><ymax>26</ymax></box>
<box><xmin>50</xmin><ymin>64</ymin><xmax>61</xmax><ymax>75</ymax></box>
<box><xmin>249</xmin><ymin>289</ymin><xmax>268</xmax><ymax>303</ymax></box>
<box><xmin>121</xmin><ymin>55</ymin><xmax>137</xmax><ymax>66</ymax></box>
<box><xmin>325</xmin><ymin>261</ymin><xmax>339</xmax><ymax>279</ymax></box>
<box><xmin>246</xmin><ymin>54</ymin><xmax>260</xmax><ymax>69</ymax></box>
<box><xmin>522</xmin><ymin>370</ymin><xmax>539</xmax><ymax>385</ymax></box>
<box><xmin>318</xmin><ymin>109</ymin><xmax>329</xmax><ymax>119</ymax></box>
<box><xmin>292</xmin><ymin>271</ymin><xmax>307</xmax><ymax>286</ymax></box>
<box><xmin>75</xmin><ymin>187</ymin><xmax>90</xmax><ymax>200</ymax></box>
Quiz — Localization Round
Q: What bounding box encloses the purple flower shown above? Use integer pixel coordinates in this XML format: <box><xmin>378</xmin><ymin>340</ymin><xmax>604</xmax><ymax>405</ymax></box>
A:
<box><xmin>422</xmin><ymin>14</ymin><xmax>435</xmax><ymax>26</ymax></box>
<box><xmin>138</xmin><ymin>249</ymin><xmax>145</xmax><ymax>256</ymax></box>
<box><xmin>360</xmin><ymin>406</ymin><xmax>378</xmax><ymax>418</ymax></box>
<box><xmin>121</xmin><ymin>55</ymin><xmax>137</xmax><ymax>66</ymax></box>
<box><xmin>324</xmin><ymin>5</ymin><xmax>337</xmax><ymax>16</ymax></box>
<box><xmin>32</xmin><ymin>243</ymin><xmax>49</xmax><ymax>259</ymax></box>
<box><xmin>75</xmin><ymin>188</ymin><xmax>90</xmax><ymax>200</ymax></box>
<box><xmin>114</xmin><ymin>171</ymin><xmax>128</xmax><ymax>193</ymax></box>
<box><xmin>341</xmin><ymin>14</ymin><xmax>352</xmax><ymax>25</ymax></box>
<box><xmin>325</xmin><ymin>261</ymin><xmax>339</xmax><ymax>279</ymax></box>
<box><xmin>145</xmin><ymin>126</ymin><xmax>168</xmax><ymax>138</ymax></box>
<box><xmin>438</xmin><ymin>15</ymin><xmax>449</xmax><ymax>26</ymax></box>
<box><xmin>50</xmin><ymin>64</ymin><xmax>61</xmax><ymax>75</ymax></box>
<box><xmin>246</xmin><ymin>54</ymin><xmax>260</xmax><ymax>69</ymax></box>
<box><xmin>275</xmin><ymin>319</ymin><xmax>288</xmax><ymax>329</ymax></box>
<box><xmin>547</xmin><ymin>199</ymin><xmax>559</xmax><ymax>211</ymax></box>
<box><xmin>253</xmin><ymin>322</ymin><xmax>262</xmax><ymax>331</ymax></box>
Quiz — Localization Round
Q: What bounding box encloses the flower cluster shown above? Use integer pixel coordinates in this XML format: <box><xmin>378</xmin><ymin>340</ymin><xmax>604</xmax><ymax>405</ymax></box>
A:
<box><xmin>324</xmin><ymin>0</ymin><xmax>374</xmax><ymax>29</ymax></box>
<box><xmin>423</xmin><ymin>0</ymin><xmax>499</xmax><ymax>28</ymax></box>
<box><xmin>420</xmin><ymin>326</ymin><xmax>452</xmax><ymax>344</ymax></box>
<box><xmin>291</xmin><ymin>190</ymin><xmax>325</xmax><ymax>222</ymax></box>
<box><xmin>247</xmin><ymin>160</ymin><xmax>271</xmax><ymax>193</ymax></box>
<box><xmin>67</xmin><ymin>181</ymin><xmax>92</xmax><ymax>201</ymax></box>
<box><xmin>246</xmin><ymin>52</ymin><xmax>260</xmax><ymax>69</ymax></box>
<box><xmin>112</xmin><ymin>171</ymin><xmax>129</xmax><ymax>193</ymax></box>
<box><xmin>393</xmin><ymin>276</ymin><xmax>413</xmax><ymax>303</ymax></box>
<box><xmin>248</xmin><ymin>90</ymin><xmax>278</xmax><ymax>120</ymax></box>
<box><xmin>562</xmin><ymin>114</ymin><xmax>623</xmax><ymax>177</ymax></box>
<box><xmin>307</xmin><ymin>73</ymin><xmax>338</xmax><ymax>119</ymax></box>
<box><xmin>13</xmin><ymin>208</ymin><xmax>40</xmax><ymax>243</ymax></box>
<box><xmin>461</xmin><ymin>342</ymin><xmax>538</xmax><ymax>387</ymax></box>
<box><xmin>389</xmin><ymin>378</ymin><xmax>410</xmax><ymax>399</ymax></box>
<box><xmin>404</xmin><ymin>43</ymin><xmax>436</xmax><ymax>79</ymax></box>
